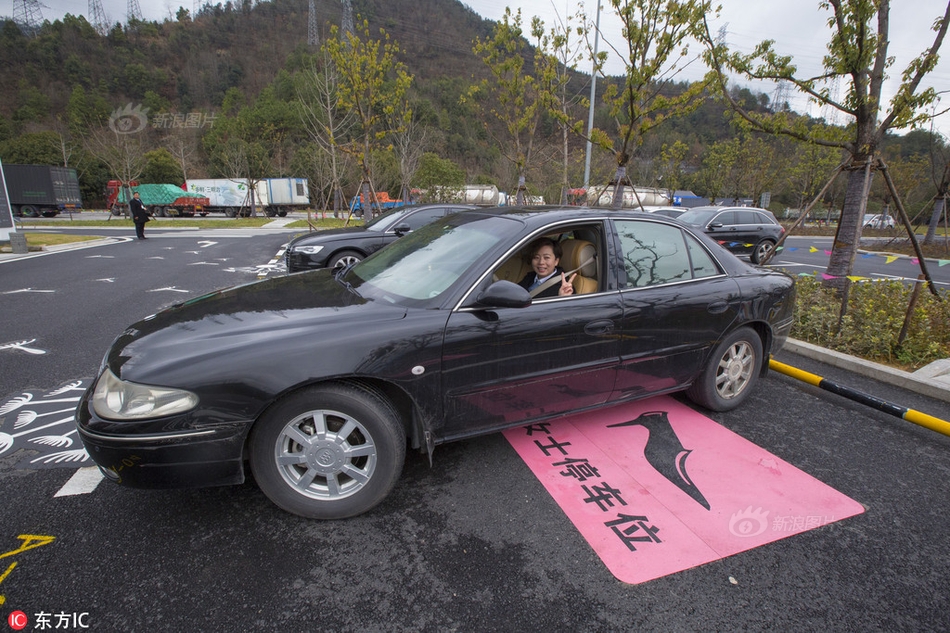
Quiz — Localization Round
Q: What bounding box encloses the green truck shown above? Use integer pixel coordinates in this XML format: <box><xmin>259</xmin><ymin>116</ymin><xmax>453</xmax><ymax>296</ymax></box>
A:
<box><xmin>108</xmin><ymin>182</ymin><xmax>210</xmax><ymax>217</ymax></box>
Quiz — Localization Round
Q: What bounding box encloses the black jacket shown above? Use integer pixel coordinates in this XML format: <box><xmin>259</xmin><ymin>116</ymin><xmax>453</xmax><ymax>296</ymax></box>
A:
<box><xmin>518</xmin><ymin>267</ymin><xmax>565</xmax><ymax>298</ymax></box>
<box><xmin>130</xmin><ymin>197</ymin><xmax>149</xmax><ymax>223</ymax></box>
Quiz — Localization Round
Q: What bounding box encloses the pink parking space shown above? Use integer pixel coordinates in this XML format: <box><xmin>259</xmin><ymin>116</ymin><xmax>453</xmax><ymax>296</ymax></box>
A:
<box><xmin>503</xmin><ymin>395</ymin><xmax>865</xmax><ymax>585</ymax></box>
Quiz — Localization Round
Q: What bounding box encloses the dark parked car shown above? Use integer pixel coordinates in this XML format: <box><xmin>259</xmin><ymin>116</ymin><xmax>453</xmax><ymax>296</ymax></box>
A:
<box><xmin>78</xmin><ymin>207</ymin><xmax>796</xmax><ymax>520</ymax></box>
<box><xmin>677</xmin><ymin>206</ymin><xmax>785</xmax><ymax>264</ymax></box>
<box><xmin>285</xmin><ymin>203</ymin><xmax>477</xmax><ymax>271</ymax></box>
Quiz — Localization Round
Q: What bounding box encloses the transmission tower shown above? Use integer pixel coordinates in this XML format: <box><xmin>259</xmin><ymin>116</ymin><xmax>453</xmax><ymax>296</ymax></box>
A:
<box><xmin>772</xmin><ymin>80</ymin><xmax>791</xmax><ymax>113</ymax></box>
<box><xmin>341</xmin><ymin>0</ymin><xmax>354</xmax><ymax>38</ymax></box>
<box><xmin>127</xmin><ymin>0</ymin><xmax>143</xmax><ymax>23</ymax></box>
<box><xmin>88</xmin><ymin>0</ymin><xmax>109</xmax><ymax>36</ymax></box>
<box><xmin>12</xmin><ymin>0</ymin><xmax>45</xmax><ymax>37</ymax></box>
<box><xmin>308</xmin><ymin>0</ymin><xmax>319</xmax><ymax>46</ymax></box>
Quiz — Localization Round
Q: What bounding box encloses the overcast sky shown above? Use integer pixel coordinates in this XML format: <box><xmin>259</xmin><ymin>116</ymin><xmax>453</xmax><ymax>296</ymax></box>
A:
<box><xmin>21</xmin><ymin>0</ymin><xmax>950</xmax><ymax>135</ymax></box>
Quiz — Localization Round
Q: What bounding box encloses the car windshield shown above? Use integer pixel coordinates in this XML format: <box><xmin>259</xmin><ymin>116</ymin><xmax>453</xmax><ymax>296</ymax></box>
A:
<box><xmin>363</xmin><ymin>206</ymin><xmax>415</xmax><ymax>232</ymax></box>
<box><xmin>677</xmin><ymin>209</ymin><xmax>718</xmax><ymax>226</ymax></box>
<box><xmin>341</xmin><ymin>213</ymin><xmax>514</xmax><ymax>305</ymax></box>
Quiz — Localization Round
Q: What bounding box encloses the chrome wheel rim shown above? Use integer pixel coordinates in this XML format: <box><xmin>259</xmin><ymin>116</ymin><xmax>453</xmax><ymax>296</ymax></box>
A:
<box><xmin>274</xmin><ymin>409</ymin><xmax>377</xmax><ymax>501</ymax></box>
<box><xmin>332</xmin><ymin>254</ymin><xmax>361</xmax><ymax>270</ymax></box>
<box><xmin>715</xmin><ymin>341</ymin><xmax>755</xmax><ymax>400</ymax></box>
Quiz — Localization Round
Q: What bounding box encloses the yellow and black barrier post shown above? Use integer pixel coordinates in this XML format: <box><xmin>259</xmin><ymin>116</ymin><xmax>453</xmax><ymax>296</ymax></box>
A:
<box><xmin>769</xmin><ymin>358</ymin><xmax>950</xmax><ymax>438</ymax></box>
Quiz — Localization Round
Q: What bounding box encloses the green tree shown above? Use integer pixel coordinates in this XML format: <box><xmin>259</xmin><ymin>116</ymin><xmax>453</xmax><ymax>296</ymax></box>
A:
<box><xmin>142</xmin><ymin>148</ymin><xmax>184</xmax><ymax>183</ymax></box>
<box><xmin>323</xmin><ymin>19</ymin><xmax>412</xmax><ymax>216</ymax></box>
<box><xmin>703</xmin><ymin>0</ymin><xmax>950</xmax><ymax>286</ymax></box>
<box><xmin>534</xmin><ymin>8</ymin><xmax>587</xmax><ymax>203</ymax></box>
<box><xmin>586</xmin><ymin>0</ymin><xmax>715</xmax><ymax>208</ymax></box>
<box><xmin>467</xmin><ymin>8</ymin><xmax>553</xmax><ymax>205</ymax></box>
<box><xmin>0</xmin><ymin>131</ymin><xmax>62</xmax><ymax>165</ymax></box>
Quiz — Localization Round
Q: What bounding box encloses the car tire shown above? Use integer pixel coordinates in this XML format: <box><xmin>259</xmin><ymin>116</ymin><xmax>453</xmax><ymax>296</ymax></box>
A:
<box><xmin>248</xmin><ymin>382</ymin><xmax>406</xmax><ymax>520</ymax></box>
<box><xmin>686</xmin><ymin>327</ymin><xmax>762</xmax><ymax>412</ymax></box>
<box><xmin>19</xmin><ymin>205</ymin><xmax>38</xmax><ymax>218</ymax></box>
<box><xmin>750</xmin><ymin>240</ymin><xmax>775</xmax><ymax>264</ymax></box>
<box><xmin>329</xmin><ymin>250</ymin><xmax>363</xmax><ymax>270</ymax></box>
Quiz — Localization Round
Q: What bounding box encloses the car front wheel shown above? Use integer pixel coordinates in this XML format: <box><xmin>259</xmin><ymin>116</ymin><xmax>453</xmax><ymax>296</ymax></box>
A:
<box><xmin>686</xmin><ymin>327</ymin><xmax>762</xmax><ymax>412</ymax></box>
<box><xmin>329</xmin><ymin>250</ymin><xmax>363</xmax><ymax>270</ymax></box>
<box><xmin>249</xmin><ymin>382</ymin><xmax>405</xmax><ymax>519</ymax></box>
<box><xmin>750</xmin><ymin>239</ymin><xmax>776</xmax><ymax>264</ymax></box>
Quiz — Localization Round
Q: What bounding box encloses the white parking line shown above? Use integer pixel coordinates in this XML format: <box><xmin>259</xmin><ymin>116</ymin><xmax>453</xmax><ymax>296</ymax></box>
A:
<box><xmin>54</xmin><ymin>466</ymin><xmax>104</xmax><ymax>497</ymax></box>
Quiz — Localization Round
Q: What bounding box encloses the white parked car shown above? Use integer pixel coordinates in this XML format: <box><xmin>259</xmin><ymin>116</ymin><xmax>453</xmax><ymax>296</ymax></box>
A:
<box><xmin>864</xmin><ymin>214</ymin><xmax>895</xmax><ymax>229</ymax></box>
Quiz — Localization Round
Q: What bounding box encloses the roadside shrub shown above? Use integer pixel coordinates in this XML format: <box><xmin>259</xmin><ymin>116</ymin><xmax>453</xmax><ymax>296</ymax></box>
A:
<box><xmin>792</xmin><ymin>277</ymin><xmax>950</xmax><ymax>369</ymax></box>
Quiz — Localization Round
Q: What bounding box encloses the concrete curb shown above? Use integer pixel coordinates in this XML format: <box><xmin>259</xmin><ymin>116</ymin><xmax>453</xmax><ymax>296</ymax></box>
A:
<box><xmin>783</xmin><ymin>338</ymin><xmax>950</xmax><ymax>404</ymax></box>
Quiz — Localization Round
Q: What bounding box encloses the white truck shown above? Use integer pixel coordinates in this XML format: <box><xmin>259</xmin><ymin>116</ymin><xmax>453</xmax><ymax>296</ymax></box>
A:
<box><xmin>183</xmin><ymin>179</ymin><xmax>270</xmax><ymax>217</ymax></box>
<box><xmin>586</xmin><ymin>185</ymin><xmax>672</xmax><ymax>209</ymax></box>
<box><xmin>264</xmin><ymin>178</ymin><xmax>310</xmax><ymax>216</ymax></box>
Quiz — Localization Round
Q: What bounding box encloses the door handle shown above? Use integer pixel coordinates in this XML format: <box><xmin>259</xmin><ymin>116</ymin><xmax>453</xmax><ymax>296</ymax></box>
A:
<box><xmin>707</xmin><ymin>301</ymin><xmax>729</xmax><ymax>315</ymax></box>
<box><xmin>585</xmin><ymin>320</ymin><xmax>615</xmax><ymax>336</ymax></box>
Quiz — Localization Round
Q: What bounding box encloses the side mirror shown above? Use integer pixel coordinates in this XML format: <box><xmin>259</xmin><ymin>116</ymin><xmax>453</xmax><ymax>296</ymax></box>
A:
<box><xmin>472</xmin><ymin>280</ymin><xmax>531</xmax><ymax>309</ymax></box>
<box><xmin>708</xmin><ymin>222</ymin><xmax>723</xmax><ymax>229</ymax></box>
<box><xmin>393</xmin><ymin>223</ymin><xmax>411</xmax><ymax>237</ymax></box>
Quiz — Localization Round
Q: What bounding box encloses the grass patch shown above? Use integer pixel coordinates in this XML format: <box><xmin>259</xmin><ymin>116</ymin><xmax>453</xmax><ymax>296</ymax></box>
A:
<box><xmin>792</xmin><ymin>276</ymin><xmax>950</xmax><ymax>370</ymax></box>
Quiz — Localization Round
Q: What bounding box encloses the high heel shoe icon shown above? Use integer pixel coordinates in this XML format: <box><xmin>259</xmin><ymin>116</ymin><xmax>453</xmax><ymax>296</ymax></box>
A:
<box><xmin>608</xmin><ymin>411</ymin><xmax>710</xmax><ymax>510</ymax></box>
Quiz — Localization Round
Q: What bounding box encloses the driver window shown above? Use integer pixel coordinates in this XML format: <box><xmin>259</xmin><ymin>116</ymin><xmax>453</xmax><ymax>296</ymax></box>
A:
<box><xmin>493</xmin><ymin>226</ymin><xmax>602</xmax><ymax>297</ymax></box>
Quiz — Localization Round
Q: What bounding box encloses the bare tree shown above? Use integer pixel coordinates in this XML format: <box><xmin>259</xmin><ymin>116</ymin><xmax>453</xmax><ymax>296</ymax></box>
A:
<box><xmin>84</xmin><ymin>125</ymin><xmax>150</xmax><ymax>217</ymax></box>
<box><xmin>296</xmin><ymin>53</ymin><xmax>357</xmax><ymax>215</ymax></box>
<box><xmin>703</xmin><ymin>0</ymin><xmax>950</xmax><ymax>288</ymax></box>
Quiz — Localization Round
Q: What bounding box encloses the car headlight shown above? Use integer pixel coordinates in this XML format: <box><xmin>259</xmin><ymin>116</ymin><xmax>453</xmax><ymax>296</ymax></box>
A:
<box><xmin>292</xmin><ymin>245</ymin><xmax>324</xmax><ymax>255</ymax></box>
<box><xmin>92</xmin><ymin>368</ymin><xmax>198</xmax><ymax>420</ymax></box>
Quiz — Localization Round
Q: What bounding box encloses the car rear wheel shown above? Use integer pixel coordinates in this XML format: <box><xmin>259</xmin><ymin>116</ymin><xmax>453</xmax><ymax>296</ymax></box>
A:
<box><xmin>750</xmin><ymin>240</ymin><xmax>776</xmax><ymax>264</ymax></box>
<box><xmin>329</xmin><ymin>250</ymin><xmax>362</xmax><ymax>270</ymax></box>
<box><xmin>249</xmin><ymin>382</ymin><xmax>405</xmax><ymax>519</ymax></box>
<box><xmin>686</xmin><ymin>327</ymin><xmax>762</xmax><ymax>412</ymax></box>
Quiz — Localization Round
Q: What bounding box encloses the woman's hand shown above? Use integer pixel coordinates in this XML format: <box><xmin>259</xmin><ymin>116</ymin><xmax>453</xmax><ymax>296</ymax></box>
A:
<box><xmin>559</xmin><ymin>272</ymin><xmax>576</xmax><ymax>296</ymax></box>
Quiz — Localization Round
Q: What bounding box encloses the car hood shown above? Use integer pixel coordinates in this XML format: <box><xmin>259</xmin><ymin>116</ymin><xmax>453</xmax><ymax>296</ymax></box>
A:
<box><xmin>290</xmin><ymin>226</ymin><xmax>375</xmax><ymax>245</ymax></box>
<box><xmin>107</xmin><ymin>271</ymin><xmax>407</xmax><ymax>384</ymax></box>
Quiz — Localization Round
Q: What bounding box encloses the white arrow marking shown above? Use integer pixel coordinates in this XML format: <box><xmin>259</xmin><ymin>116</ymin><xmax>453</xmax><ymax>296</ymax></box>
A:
<box><xmin>0</xmin><ymin>339</ymin><xmax>47</xmax><ymax>355</ymax></box>
<box><xmin>3</xmin><ymin>288</ymin><xmax>55</xmax><ymax>294</ymax></box>
<box><xmin>148</xmin><ymin>287</ymin><xmax>191</xmax><ymax>293</ymax></box>
<box><xmin>198</xmin><ymin>241</ymin><xmax>218</xmax><ymax>248</ymax></box>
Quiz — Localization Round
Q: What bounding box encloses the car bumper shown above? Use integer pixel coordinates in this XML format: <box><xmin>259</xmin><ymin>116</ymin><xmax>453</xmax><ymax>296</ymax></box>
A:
<box><xmin>77</xmin><ymin>399</ymin><xmax>250</xmax><ymax>489</ymax></box>
<box><xmin>285</xmin><ymin>251</ymin><xmax>328</xmax><ymax>272</ymax></box>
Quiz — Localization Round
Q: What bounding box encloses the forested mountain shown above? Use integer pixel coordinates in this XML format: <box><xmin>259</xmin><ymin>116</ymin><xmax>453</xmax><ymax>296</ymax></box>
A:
<box><xmin>0</xmin><ymin>0</ymin><xmax>943</xmax><ymax>213</ymax></box>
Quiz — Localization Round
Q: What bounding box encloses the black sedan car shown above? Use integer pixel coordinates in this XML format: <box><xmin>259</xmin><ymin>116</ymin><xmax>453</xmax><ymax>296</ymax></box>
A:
<box><xmin>285</xmin><ymin>203</ymin><xmax>477</xmax><ymax>271</ymax></box>
<box><xmin>78</xmin><ymin>208</ymin><xmax>795</xmax><ymax>520</ymax></box>
<box><xmin>676</xmin><ymin>206</ymin><xmax>785</xmax><ymax>264</ymax></box>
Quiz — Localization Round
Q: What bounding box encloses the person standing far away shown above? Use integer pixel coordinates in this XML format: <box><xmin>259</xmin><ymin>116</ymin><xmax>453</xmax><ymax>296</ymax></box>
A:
<box><xmin>129</xmin><ymin>191</ymin><xmax>149</xmax><ymax>240</ymax></box>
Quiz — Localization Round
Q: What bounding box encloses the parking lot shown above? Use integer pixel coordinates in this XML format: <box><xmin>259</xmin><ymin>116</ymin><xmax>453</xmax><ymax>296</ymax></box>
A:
<box><xmin>1</xmin><ymin>226</ymin><xmax>949</xmax><ymax>631</ymax></box>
